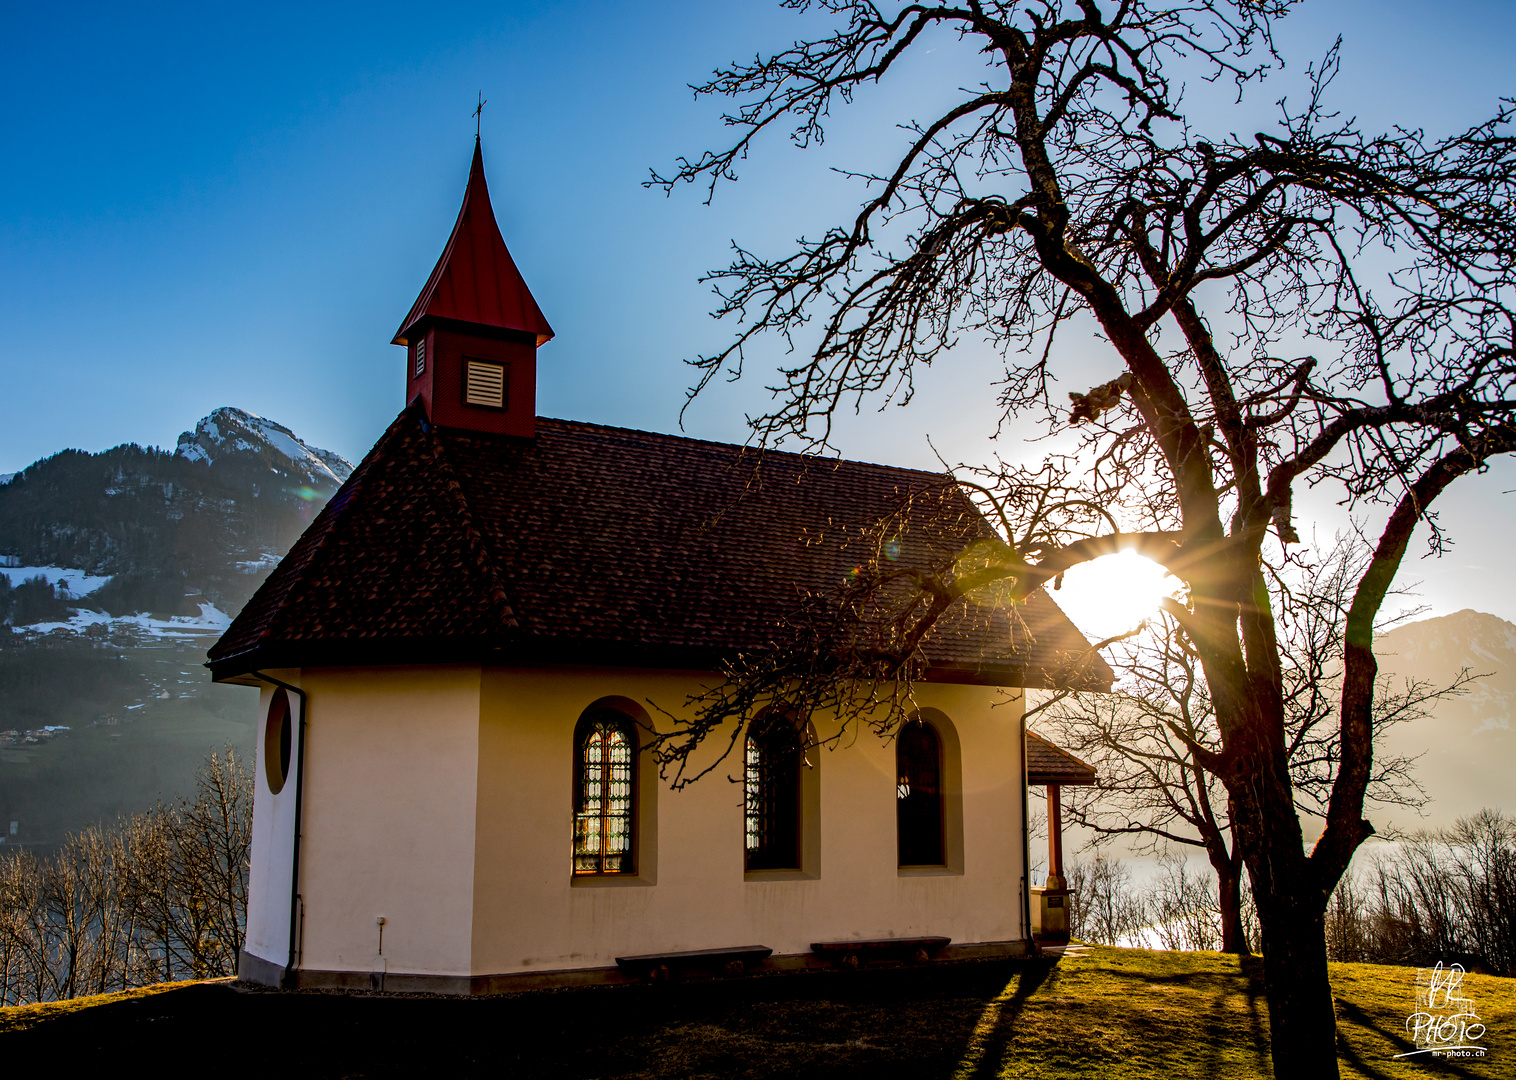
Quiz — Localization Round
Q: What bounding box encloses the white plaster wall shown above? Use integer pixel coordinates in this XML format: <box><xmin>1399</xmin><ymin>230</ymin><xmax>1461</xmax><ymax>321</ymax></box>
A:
<box><xmin>471</xmin><ymin>667</ymin><xmax>1027</xmax><ymax>975</ymax></box>
<box><xmin>243</xmin><ymin>671</ymin><xmax>302</xmax><ymax>967</ymax></box>
<box><xmin>293</xmin><ymin>667</ymin><xmax>482</xmax><ymax>977</ymax></box>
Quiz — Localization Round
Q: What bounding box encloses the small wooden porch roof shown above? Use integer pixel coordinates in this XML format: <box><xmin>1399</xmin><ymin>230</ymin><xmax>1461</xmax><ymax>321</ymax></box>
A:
<box><xmin>1026</xmin><ymin>731</ymin><xmax>1096</xmax><ymax>786</ymax></box>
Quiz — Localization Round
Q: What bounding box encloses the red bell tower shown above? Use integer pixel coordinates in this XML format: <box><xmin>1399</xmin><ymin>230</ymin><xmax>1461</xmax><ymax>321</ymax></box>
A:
<box><xmin>393</xmin><ymin>137</ymin><xmax>553</xmax><ymax>437</ymax></box>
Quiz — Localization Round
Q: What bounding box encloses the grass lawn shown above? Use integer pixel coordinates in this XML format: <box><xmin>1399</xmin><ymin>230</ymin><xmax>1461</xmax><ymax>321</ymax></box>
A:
<box><xmin>0</xmin><ymin>946</ymin><xmax>1510</xmax><ymax>1077</ymax></box>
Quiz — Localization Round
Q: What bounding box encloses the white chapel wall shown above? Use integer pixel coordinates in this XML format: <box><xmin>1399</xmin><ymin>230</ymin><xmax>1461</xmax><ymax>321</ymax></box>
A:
<box><xmin>292</xmin><ymin>666</ymin><xmax>482</xmax><ymax>977</ymax></box>
<box><xmin>244</xmin><ymin>672</ymin><xmax>302</xmax><ymax>967</ymax></box>
<box><xmin>470</xmin><ymin>666</ymin><xmax>1027</xmax><ymax>976</ymax></box>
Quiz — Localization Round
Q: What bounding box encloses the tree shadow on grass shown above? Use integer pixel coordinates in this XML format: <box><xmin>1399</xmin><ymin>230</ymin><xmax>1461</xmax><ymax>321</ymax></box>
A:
<box><xmin>1221</xmin><ymin>953</ymin><xmax>1271</xmax><ymax>1077</ymax></box>
<box><xmin>1043</xmin><ymin>951</ymin><xmax>1271</xmax><ymax>1076</ymax></box>
<box><xmin>953</xmin><ymin>955</ymin><xmax>1061</xmax><ymax>1080</ymax></box>
<box><xmin>1334</xmin><ymin>998</ymin><xmax>1489</xmax><ymax>1080</ymax></box>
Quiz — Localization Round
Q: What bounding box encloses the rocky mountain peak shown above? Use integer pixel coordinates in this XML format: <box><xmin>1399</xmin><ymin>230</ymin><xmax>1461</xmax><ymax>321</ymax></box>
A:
<box><xmin>1378</xmin><ymin>608</ymin><xmax>1516</xmax><ymax>669</ymax></box>
<box><xmin>175</xmin><ymin>408</ymin><xmax>353</xmax><ymax>488</ymax></box>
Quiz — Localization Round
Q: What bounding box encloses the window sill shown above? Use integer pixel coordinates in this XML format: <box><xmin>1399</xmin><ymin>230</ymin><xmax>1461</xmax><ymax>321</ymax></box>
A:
<box><xmin>897</xmin><ymin>865</ymin><xmax>962</xmax><ymax>877</ymax></box>
<box><xmin>744</xmin><ymin>868</ymin><xmax>818</xmax><ymax>882</ymax></box>
<box><xmin>570</xmin><ymin>873</ymin><xmax>655</xmax><ymax>888</ymax></box>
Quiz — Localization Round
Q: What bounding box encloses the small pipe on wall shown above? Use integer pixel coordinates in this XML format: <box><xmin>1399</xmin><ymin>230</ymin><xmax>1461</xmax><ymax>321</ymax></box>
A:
<box><xmin>1018</xmin><ymin>691</ymin><xmax>1035</xmax><ymax>956</ymax></box>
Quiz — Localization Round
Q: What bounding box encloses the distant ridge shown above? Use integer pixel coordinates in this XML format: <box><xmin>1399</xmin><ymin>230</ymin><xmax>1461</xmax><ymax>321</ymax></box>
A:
<box><xmin>1374</xmin><ymin>609</ymin><xmax>1516</xmax><ymax>827</ymax></box>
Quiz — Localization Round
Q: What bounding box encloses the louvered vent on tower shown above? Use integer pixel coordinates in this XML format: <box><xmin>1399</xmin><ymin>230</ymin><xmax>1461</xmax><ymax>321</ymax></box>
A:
<box><xmin>465</xmin><ymin>360</ymin><xmax>506</xmax><ymax>409</ymax></box>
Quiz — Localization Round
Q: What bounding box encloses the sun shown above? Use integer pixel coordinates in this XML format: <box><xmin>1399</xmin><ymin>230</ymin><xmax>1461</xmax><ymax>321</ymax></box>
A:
<box><xmin>1049</xmin><ymin>550</ymin><xmax>1184</xmax><ymax>641</ymax></box>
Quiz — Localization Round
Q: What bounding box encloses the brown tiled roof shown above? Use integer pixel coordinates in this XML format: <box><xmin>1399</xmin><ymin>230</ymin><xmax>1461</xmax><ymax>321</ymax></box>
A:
<box><xmin>1026</xmin><ymin>731</ymin><xmax>1097</xmax><ymax>785</ymax></box>
<box><xmin>208</xmin><ymin>406</ymin><xmax>1115</xmax><ymax>689</ymax></box>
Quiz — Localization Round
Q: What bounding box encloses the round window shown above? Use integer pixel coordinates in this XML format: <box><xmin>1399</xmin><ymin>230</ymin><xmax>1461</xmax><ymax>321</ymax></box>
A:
<box><xmin>264</xmin><ymin>688</ymin><xmax>293</xmax><ymax>794</ymax></box>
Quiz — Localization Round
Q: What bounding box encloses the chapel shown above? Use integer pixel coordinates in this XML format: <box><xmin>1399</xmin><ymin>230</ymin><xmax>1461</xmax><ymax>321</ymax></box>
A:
<box><xmin>210</xmin><ymin>137</ymin><xmax>1104</xmax><ymax>993</ymax></box>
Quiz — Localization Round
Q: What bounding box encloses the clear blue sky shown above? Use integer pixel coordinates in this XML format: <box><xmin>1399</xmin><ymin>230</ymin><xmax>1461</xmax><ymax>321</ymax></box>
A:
<box><xmin>3</xmin><ymin>1</ymin><xmax>1514</xmax><ymax>620</ymax></box>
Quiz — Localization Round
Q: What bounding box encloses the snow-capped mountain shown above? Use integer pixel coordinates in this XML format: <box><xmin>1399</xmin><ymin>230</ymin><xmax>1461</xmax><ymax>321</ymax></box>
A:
<box><xmin>0</xmin><ymin>409</ymin><xmax>358</xmax><ymax>843</ymax></box>
<box><xmin>0</xmin><ymin>407</ymin><xmax>353</xmax><ymax>628</ymax></box>
<box><xmin>1374</xmin><ymin>609</ymin><xmax>1516</xmax><ymax>827</ymax></box>
<box><xmin>175</xmin><ymin>407</ymin><xmax>352</xmax><ymax>488</ymax></box>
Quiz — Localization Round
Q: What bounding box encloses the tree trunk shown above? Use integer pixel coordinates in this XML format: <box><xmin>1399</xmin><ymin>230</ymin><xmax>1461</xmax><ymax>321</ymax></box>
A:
<box><xmin>1214</xmin><ymin>855</ymin><xmax>1249</xmax><ymax>955</ymax></box>
<box><xmin>1208</xmin><ymin>648</ymin><xmax>1343</xmax><ymax>1079</ymax></box>
<box><xmin>1257</xmin><ymin>885</ymin><xmax>1338</xmax><ymax>1077</ymax></box>
<box><xmin>1227</xmin><ymin>747</ymin><xmax>1342</xmax><ymax>1078</ymax></box>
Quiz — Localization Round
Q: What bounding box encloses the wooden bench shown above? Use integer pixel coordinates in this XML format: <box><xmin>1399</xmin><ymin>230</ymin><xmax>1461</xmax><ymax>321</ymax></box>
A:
<box><xmin>810</xmin><ymin>936</ymin><xmax>951</xmax><ymax>968</ymax></box>
<box><xmin>614</xmin><ymin>944</ymin><xmax>773</xmax><ymax>981</ymax></box>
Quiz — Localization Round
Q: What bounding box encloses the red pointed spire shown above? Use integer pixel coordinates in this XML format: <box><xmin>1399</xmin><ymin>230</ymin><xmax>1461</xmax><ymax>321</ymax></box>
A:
<box><xmin>393</xmin><ymin>138</ymin><xmax>554</xmax><ymax>347</ymax></box>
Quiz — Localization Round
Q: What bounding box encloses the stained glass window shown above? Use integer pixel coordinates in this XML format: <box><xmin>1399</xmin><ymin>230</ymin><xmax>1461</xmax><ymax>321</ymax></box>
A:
<box><xmin>745</xmin><ymin>716</ymin><xmax>802</xmax><ymax>871</ymax></box>
<box><xmin>573</xmin><ymin>710</ymin><xmax>635</xmax><ymax>874</ymax></box>
<box><xmin>897</xmin><ymin>720</ymin><xmax>944</xmax><ymax>866</ymax></box>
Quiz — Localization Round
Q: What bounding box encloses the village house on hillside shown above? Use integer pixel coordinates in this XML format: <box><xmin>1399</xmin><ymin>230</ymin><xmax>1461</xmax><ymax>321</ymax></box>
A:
<box><xmin>208</xmin><ymin>137</ymin><xmax>1104</xmax><ymax>993</ymax></box>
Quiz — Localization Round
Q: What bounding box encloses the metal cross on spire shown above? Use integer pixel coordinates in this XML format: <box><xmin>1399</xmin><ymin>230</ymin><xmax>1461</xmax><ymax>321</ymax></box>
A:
<box><xmin>473</xmin><ymin>92</ymin><xmax>487</xmax><ymax>138</ymax></box>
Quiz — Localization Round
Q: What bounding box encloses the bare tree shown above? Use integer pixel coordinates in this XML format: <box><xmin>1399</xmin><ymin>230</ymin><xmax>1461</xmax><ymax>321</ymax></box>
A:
<box><xmin>1065</xmin><ymin>851</ymin><xmax>1146</xmax><ymax>946</ymax></box>
<box><xmin>1067</xmin><ymin>846</ymin><xmax>1256</xmax><ymax>950</ymax></box>
<box><xmin>652</xmin><ymin>3</ymin><xmax>1516</xmax><ymax>1073</ymax></box>
<box><xmin>1042</xmin><ymin>625</ymin><xmax>1254</xmax><ymax>950</ymax></box>
<box><xmin>1144</xmin><ymin>848</ymin><xmax>1239</xmax><ymax>951</ymax></box>
<box><xmin>0</xmin><ymin>750</ymin><xmax>251</xmax><ymax>1004</ymax></box>
<box><xmin>0</xmin><ymin>825</ymin><xmax>151</xmax><ymax>1003</ymax></box>
<box><xmin>123</xmin><ymin>749</ymin><xmax>252</xmax><ymax>979</ymax></box>
<box><xmin>1327</xmin><ymin>809</ymin><xmax>1516</xmax><ymax>975</ymax></box>
<box><xmin>1043</xmin><ymin>538</ymin><xmax>1459</xmax><ymax>954</ymax></box>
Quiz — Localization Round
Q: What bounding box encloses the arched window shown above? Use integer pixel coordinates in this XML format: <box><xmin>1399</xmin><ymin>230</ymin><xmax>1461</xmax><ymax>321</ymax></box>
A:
<box><xmin>573</xmin><ymin>708</ymin><xmax>636</xmax><ymax>874</ymax></box>
<box><xmin>897</xmin><ymin>719</ymin><xmax>944</xmax><ymax>866</ymax></box>
<box><xmin>745</xmin><ymin>715</ymin><xmax>803</xmax><ymax>871</ymax></box>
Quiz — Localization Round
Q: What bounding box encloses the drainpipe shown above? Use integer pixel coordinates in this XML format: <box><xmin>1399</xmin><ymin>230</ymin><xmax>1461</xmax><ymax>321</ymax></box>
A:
<box><xmin>255</xmin><ymin>671</ymin><xmax>308</xmax><ymax>989</ymax></box>
<box><xmin>1019</xmin><ymin>693</ymin><xmax>1036</xmax><ymax>957</ymax></box>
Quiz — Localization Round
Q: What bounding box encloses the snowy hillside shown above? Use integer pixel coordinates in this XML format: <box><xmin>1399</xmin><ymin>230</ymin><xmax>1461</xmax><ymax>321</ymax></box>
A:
<box><xmin>175</xmin><ymin>407</ymin><xmax>352</xmax><ymax>488</ymax></box>
<box><xmin>1374</xmin><ymin>610</ymin><xmax>1516</xmax><ymax>826</ymax></box>
<box><xmin>0</xmin><ymin>407</ymin><xmax>352</xmax><ymax>632</ymax></box>
<box><xmin>0</xmin><ymin>566</ymin><xmax>112</xmax><ymax>595</ymax></box>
